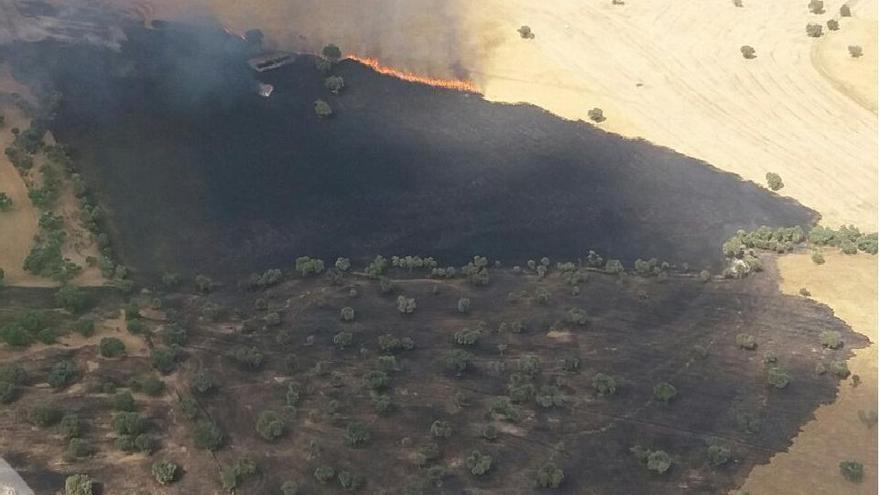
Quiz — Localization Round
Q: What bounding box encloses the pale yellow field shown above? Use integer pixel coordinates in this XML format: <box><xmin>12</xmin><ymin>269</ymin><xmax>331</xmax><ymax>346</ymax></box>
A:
<box><xmin>0</xmin><ymin>68</ymin><xmax>105</xmax><ymax>287</ymax></box>
<box><xmin>739</xmin><ymin>251</ymin><xmax>877</xmax><ymax>495</ymax></box>
<box><xmin>111</xmin><ymin>0</ymin><xmax>877</xmax><ymax>232</ymax></box>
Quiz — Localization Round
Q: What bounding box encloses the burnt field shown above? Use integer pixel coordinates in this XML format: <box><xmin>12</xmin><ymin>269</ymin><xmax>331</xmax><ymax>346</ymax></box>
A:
<box><xmin>4</xmin><ymin>22</ymin><xmax>814</xmax><ymax>279</ymax></box>
<box><xmin>0</xmin><ymin>260</ymin><xmax>867</xmax><ymax>494</ymax></box>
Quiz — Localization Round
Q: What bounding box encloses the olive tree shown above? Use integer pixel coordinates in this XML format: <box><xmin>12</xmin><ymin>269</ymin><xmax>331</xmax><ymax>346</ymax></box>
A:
<box><xmin>256</xmin><ymin>410</ymin><xmax>286</xmax><ymax>441</ymax></box>
<box><xmin>806</xmin><ymin>23</ymin><xmax>824</xmax><ymax>37</ymax></box>
<box><xmin>536</xmin><ymin>463</ymin><xmax>565</xmax><ymax>488</ymax></box>
<box><xmin>653</xmin><ymin>382</ymin><xmax>678</xmax><ymax>403</ymax></box>
<box><xmin>324</xmin><ymin>76</ymin><xmax>345</xmax><ymax>94</ymax></box>
<box><xmin>65</xmin><ymin>474</ymin><xmax>94</xmax><ymax>495</ymax></box>
<box><xmin>314</xmin><ymin>100</ymin><xmax>333</xmax><ymax>118</ymax></box>
<box><xmin>765</xmin><ymin>172</ymin><xmax>784</xmax><ymax>191</ymax></box>
<box><xmin>152</xmin><ymin>461</ymin><xmax>179</xmax><ymax>485</ymax></box>
<box><xmin>465</xmin><ymin>450</ymin><xmax>493</xmax><ymax>476</ymax></box>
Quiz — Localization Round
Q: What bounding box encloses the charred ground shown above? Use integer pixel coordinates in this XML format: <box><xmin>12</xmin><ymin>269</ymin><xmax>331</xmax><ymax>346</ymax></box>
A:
<box><xmin>0</xmin><ymin>259</ymin><xmax>867</xmax><ymax>494</ymax></box>
<box><xmin>3</xmin><ymin>22</ymin><xmax>815</xmax><ymax>279</ymax></box>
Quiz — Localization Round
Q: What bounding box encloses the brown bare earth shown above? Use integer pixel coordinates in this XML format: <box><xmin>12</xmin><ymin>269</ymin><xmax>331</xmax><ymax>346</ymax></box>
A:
<box><xmin>739</xmin><ymin>250</ymin><xmax>878</xmax><ymax>494</ymax></box>
<box><xmin>0</xmin><ymin>264</ymin><xmax>867</xmax><ymax>494</ymax></box>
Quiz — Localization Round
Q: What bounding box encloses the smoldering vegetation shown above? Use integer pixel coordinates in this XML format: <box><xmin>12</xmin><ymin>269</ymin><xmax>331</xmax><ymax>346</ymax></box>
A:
<box><xmin>2</xmin><ymin>21</ymin><xmax>815</xmax><ymax>279</ymax></box>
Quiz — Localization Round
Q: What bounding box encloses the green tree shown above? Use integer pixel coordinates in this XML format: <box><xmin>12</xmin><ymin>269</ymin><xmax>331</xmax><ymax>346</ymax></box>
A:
<box><xmin>653</xmin><ymin>382</ymin><xmax>678</xmax><ymax>404</ymax></box>
<box><xmin>150</xmin><ymin>348</ymin><xmax>176</xmax><ymax>374</ymax></box>
<box><xmin>112</xmin><ymin>391</ymin><xmax>136</xmax><ymax>411</ymax></box>
<box><xmin>55</xmin><ymin>285</ymin><xmax>90</xmax><ymax>313</ymax></box>
<box><xmin>741</xmin><ymin>45</ymin><xmax>756</xmax><ymax>59</ymax></box>
<box><xmin>48</xmin><ymin>360</ymin><xmax>78</xmax><ymax>389</ymax></box>
<box><xmin>592</xmin><ymin>373</ymin><xmax>617</xmax><ymax>396</ymax></box>
<box><xmin>314</xmin><ymin>100</ymin><xmax>333</xmax><ymax>118</ymax></box>
<box><xmin>314</xmin><ymin>465</ymin><xmax>336</xmax><ymax>483</ymax></box>
<box><xmin>849</xmin><ymin>45</ymin><xmax>864</xmax><ymax>58</ymax></box>
<box><xmin>839</xmin><ymin>460</ymin><xmax>864</xmax><ymax>482</ymax></box>
<box><xmin>397</xmin><ymin>295</ymin><xmax>416</xmax><ymax>314</ymax></box>
<box><xmin>99</xmin><ymin>337</ymin><xmax>126</xmax><ymax>358</ymax></box>
<box><xmin>707</xmin><ymin>445</ymin><xmax>732</xmax><ymax>466</ymax></box>
<box><xmin>193</xmin><ymin>420</ymin><xmax>224</xmax><ymax>450</ymax></box>
<box><xmin>65</xmin><ymin>474</ymin><xmax>94</xmax><ymax>495</ymax></box>
<box><xmin>821</xmin><ymin>330</ymin><xmax>843</xmax><ymax>349</ymax></box>
<box><xmin>647</xmin><ymin>450</ymin><xmax>672</xmax><ymax>474</ymax></box>
<box><xmin>430</xmin><ymin>420</ymin><xmax>452</xmax><ymax>439</ymax></box>
<box><xmin>60</xmin><ymin>413</ymin><xmax>81</xmax><ymax>438</ymax></box>
<box><xmin>325</xmin><ymin>76</ymin><xmax>345</xmax><ymax>94</ymax></box>
<box><xmin>840</xmin><ymin>4</ymin><xmax>852</xmax><ymax>16</ymax></box>
<box><xmin>111</xmin><ymin>412</ymin><xmax>145</xmax><ymax>436</ymax></box>
<box><xmin>765</xmin><ymin>172</ymin><xmax>784</xmax><ymax>191</ymax></box>
<box><xmin>465</xmin><ymin>450</ymin><xmax>493</xmax><ymax>476</ymax></box>
<box><xmin>340</xmin><ymin>306</ymin><xmax>355</xmax><ymax>322</ymax></box>
<box><xmin>536</xmin><ymin>463</ymin><xmax>565</xmax><ymax>488</ymax></box>
<box><xmin>256</xmin><ymin>410</ymin><xmax>286</xmax><ymax>441</ymax></box>
<box><xmin>322</xmin><ymin>44</ymin><xmax>342</xmax><ymax>62</ymax></box>
<box><xmin>0</xmin><ymin>192</ymin><xmax>12</xmax><ymax>211</ymax></box>
<box><xmin>345</xmin><ymin>421</ymin><xmax>371</xmax><ymax>446</ymax></box>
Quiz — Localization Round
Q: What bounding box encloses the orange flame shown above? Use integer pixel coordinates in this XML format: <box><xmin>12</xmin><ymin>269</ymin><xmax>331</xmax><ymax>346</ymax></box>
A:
<box><xmin>345</xmin><ymin>55</ymin><xmax>479</xmax><ymax>93</ymax></box>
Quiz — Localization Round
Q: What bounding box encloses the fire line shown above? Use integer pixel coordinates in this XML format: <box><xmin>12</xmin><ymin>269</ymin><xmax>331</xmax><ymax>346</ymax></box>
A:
<box><xmin>345</xmin><ymin>55</ymin><xmax>479</xmax><ymax>93</ymax></box>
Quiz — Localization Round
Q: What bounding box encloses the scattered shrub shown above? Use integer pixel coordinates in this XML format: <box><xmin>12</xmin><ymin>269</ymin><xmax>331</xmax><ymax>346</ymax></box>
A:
<box><xmin>829</xmin><ymin>359</ymin><xmax>850</xmax><ymax>378</ymax></box>
<box><xmin>827</xmin><ymin>19</ymin><xmax>839</xmax><ymax>30</ymax></box>
<box><xmin>765</xmin><ymin>172</ymin><xmax>784</xmax><ymax>191</ymax></box>
<box><xmin>112</xmin><ymin>391</ymin><xmax>136</xmax><ymax>411</ymax></box>
<box><xmin>536</xmin><ymin>463</ymin><xmax>565</xmax><ymax>488</ymax></box>
<box><xmin>193</xmin><ymin>420</ymin><xmax>224</xmax><ymax>450</ymax></box>
<box><xmin>228</xmin><ymin>346</ymin><xmax>265</xmax><ymax>370</ymax></box>
<box><xmin>281</xmin><ymin>481</ymin><xmax>300</xmax><ymax>495</ymax></box>
<box><xmin>152</xmin><ymin>461</ymin><xmax>179</xmax><ymax>485</ymax></box>
<box><xmin>64</xmin><ymin>437</ymin><xmax>91</xmax><ymax>460</ymax></box>
<box><xmin>322</xmin><ymin>44</ymin><xmax>342</xmax><ymax>62</ymax></box>
<box><xmin>314</xmin><ymin>100</ymin><xmax>333</xmax><ymax>118</ymax></box>
<box><xmin>736</xmin><ymin>333</ymin><xmax>757</xmax><ymax>350</ymax></box>
<box><xmin>588</xmin><ymin>107</ymin><xmax>605</xmax><ymax>122</ymax></box>
<box><xmin>707</xmin><ymin>444</ymin><xmax>732</xmax><ymax>466</ymax></box>
<box><xmin>363</xmin><ymin>370</ymin><xmax>390</xmax><ymax>391</ymax></box>
<box><xmin>465</xmin><ymin>450</ymin><xmax>493</xmax><ymax>476</ymax></box>
<box><xmin>593</xmin><ymin>373</ymin><xmax>617</xmax><ymax>396</ymax></box>
<box><xmin>48</xmin><ymin>360</ymin><xmax>79</xmax><ymax>389</ymax></box>
<box><xmin>647</xmin><ymin>450</ymin><xmax>672</xmax><ymax>474</ymax></box>
<box><xmin>444</xmin><ymin>349</ymin><xmax>474</xmax><ymax>376</ymax></box>
<box><xmin>256</xmin><ymin>410</ymin><xmax>286</xmax><ymax>441</ymax></box>
<box><xmin>314</xmin><ymin>465</ymin><xmax>336</xmax><ymax>483</ymax></box>
<box><xmin>840</xmin><ymin>4</ymin><xmax>852</xmax><ymax>16</ymax></box>
<box><xmin>517</xmin><ymin>25</ymin><xmax>535</xmax><ymax>39</ymax></box>
<box><xmin>396</xmin><ymin>295</ymin><xmax>416</xmax><ymax>314</ymax></box>
<box><xmin>806</xmin><ymin>23</ymin><xmax>823</xmax><ymax>37</ymax></box>
<box><xmin>457</xmin><ymin>297</ymin><xmax>471</xmax><ymax>313</ymax></box>
<box><xmin>65</xmin><ymin>474</ymin><xmax>94</xmax><ymax>495</ymax></box>
<box><xmin>839</xmin><ymin>460</ymin><xmax>864</xmax><ymax>482</ymax></box>
<box><xmin>808</xmin><ymin>0</ymin><xmax>824</xmax><ymax>13</ymax></box>
<box><xmin>112</xmin><ymin>412</ymin><xmax>145</xmax><ymax>436</ymax></box>
<box><xmin>849</xmin><ymin>45</ymin><xmax>863</xmax><ymax>58</ymax></box>
<box><xmin>345</xmin><ymin>421</ymin><xmax>371</xmax><ymax>446</ymax></box>
<box><xmin>99</xmin><ymin>337</ymin><xmax>126</xmax><ymax>358</ymax></box>
<box><xmin>324</xmin><ymin>76</ymin><xmax>345</xmax><ymax>94</ymax></box>
<box><xmin>59</xmin><ymin>413</ymin><xmax>81</xmax><ymax>438</ymax></box>
<box><xmin>653</xmin><ymin>382</ymin><xmax>677</xmax><ymax>403</ymax></box>
<box><xmin>820</xmin><ymin>330</ymin><xmax>843</xmax><ymax>349</ymax></box>
<box><xmin>430</xmin><ymin>420</ymin><xmax>452</xmax><ymax>439</ymax></box>
<box><xmin>191</xmin><ymin>371</ymin><xmax>215</xmax><ymax>395</ymax></box>
<box><xmin>767</xmin><ymin>366</ymin><xmax>791</xmax><ymax>389</ymax></box>
<box><xmin>150</xmin><ymin>348</ymin><xmax>176</xmax><ymax>374</ymax></box>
